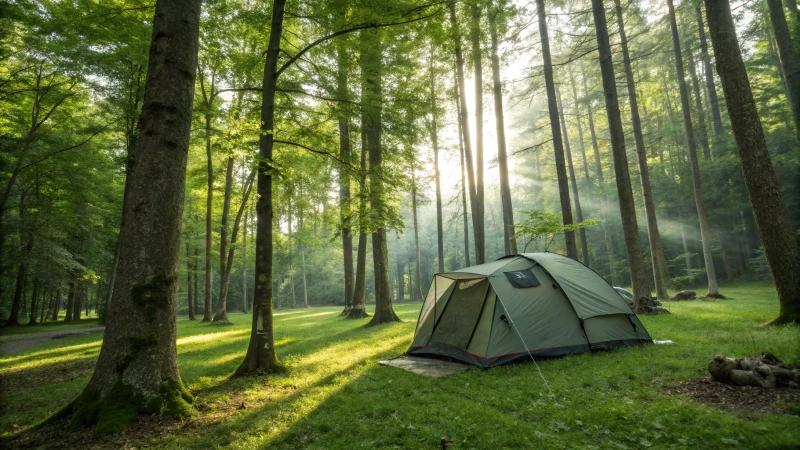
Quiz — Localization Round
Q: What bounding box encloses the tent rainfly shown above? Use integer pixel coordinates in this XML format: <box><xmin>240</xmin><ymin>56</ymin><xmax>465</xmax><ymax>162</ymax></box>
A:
<box><xmin>407</xmin><ymin>253</ymin><xmax>652</xmax><ymax>368</ymax></box>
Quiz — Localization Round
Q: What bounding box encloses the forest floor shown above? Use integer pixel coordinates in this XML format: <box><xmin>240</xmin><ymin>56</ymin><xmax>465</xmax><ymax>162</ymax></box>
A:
<box><xmin>1</xmin><ymin>282</ymin><xmax>798</xmax><ymax>449</ymax></box>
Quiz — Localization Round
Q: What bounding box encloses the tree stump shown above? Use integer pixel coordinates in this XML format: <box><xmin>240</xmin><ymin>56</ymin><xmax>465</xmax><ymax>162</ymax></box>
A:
<box><xmin>708</xmin><ymin>353</ymin><xmax>800</xmax><ymax>388</ymax></box>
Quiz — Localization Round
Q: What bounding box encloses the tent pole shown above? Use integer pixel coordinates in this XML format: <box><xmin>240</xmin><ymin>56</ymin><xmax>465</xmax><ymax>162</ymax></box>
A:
<box><xmin>497</xmin><ymin>297</ymin><xmax>557</xmax><ymax>403</ymax></box>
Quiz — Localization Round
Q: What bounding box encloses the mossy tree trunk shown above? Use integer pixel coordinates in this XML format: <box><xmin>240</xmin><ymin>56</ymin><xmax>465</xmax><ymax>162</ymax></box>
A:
<box><xmin>50</xmin><ymin>0</ymin><xmax>201</xmax><ymax>434</ymax></box>
<box><xmin>704</xmin><ymin>0</ymin><xmax>800</xmax><ymax>324</ymax></box>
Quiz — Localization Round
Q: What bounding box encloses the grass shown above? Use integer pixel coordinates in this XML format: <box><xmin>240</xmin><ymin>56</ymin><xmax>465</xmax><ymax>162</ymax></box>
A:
<box><xmin>1</xmin><ymin>281</ymin><xmax>798</xmax><ymax>449</ymax></box>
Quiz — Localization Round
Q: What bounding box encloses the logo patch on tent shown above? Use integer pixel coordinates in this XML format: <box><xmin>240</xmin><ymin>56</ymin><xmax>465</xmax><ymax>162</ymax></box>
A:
<box><xmin>503</xmin><ymin>269</ymin><xmax>540</xmax><ymax>288</ymax></box>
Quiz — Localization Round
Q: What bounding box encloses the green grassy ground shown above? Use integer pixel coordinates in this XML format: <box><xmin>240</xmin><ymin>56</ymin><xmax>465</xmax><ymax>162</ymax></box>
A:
<box><xmin>1</xmin><ymin>282</ymin><xmax>798</xmax><ymax>448</ymax></box>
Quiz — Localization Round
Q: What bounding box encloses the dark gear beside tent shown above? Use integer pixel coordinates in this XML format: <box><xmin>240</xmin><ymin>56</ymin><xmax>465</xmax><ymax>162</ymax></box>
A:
<box><xmin>407</xmin><ymin>253</ymin><xmax>652</xmax><ymax>368</ymax></box>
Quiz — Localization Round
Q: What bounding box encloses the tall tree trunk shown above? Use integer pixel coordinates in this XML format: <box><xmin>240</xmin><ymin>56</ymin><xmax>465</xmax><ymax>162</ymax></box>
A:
<box><xmin>52</xmin><ymin>0</ymin><xmax>201</xmax><ymax>431</ymax></box>
<box><xmin>430</xmin><ymin>46</ymin><xmax>446</xmax><ymax>272</ymax></box>
<box><xmin>216</xmin><ymin>170</ymin><xmax>255</xmax><ymax>321</ymax></box>
<box><xmin>705</xmin><ymin>0</ymin><xmax>800</xmax><ymax>324</ymax></box>
<box><xmin>8</xmin><ymin>241</ymin><xmax>32</xmax><ymax>326</ymax></box>
<box><xmin>213</xmin><ymin>156</ymin><xmax>234</xmax><ymax>321</ymax></box>
<box><xmin>411</xmin><ymin>170</ymin><xmax>423</xmax><ymax>300</ymax></box>
<box><xmin>591</xmin><ymin>0</ymin><xmax>653</xmax><ymax>310</ymax></box>
<box><xmin>667</xmin><ymin>0</ymin><xmax>721</xmax><ymax>297</ymax></box>
<box><xmin>362</xmin><ymin>28</ymin><xmax>400</xmax><ymax>326</ymax></box>
<box><xmin>64</xmin><ymin>281</ymin><xmax>74</xmax><ymax>322</ymax></box>
<box><xmin>337</xmin><ymin>44</ymin><xmax>354</xmax><ymax>315</ymax></box>
<box><xmin>489</xmin><ymin>12</ymin><xmax>517</xmax><ymax>255</ymax></box>
<box><xmin>202</xmin><ymin>112</ymin><xmax>214</xmax><ymax>322</ymax></box>
<box><xmin>567</xmin><ymin>68</ymin><xmax>591</xmax><ymax>183</ymax></box>
<box><xmin>40</xmin><ymin>288</ymin><xmax>51</xmax><ymax>324</ymax></box>
<box><xmin>685</xmin><ymin>42</ymin><xmax>712</xmax><ymax>160</ymax></box>
<box><xmin>186</xmin><ymin>241</ymin><xmax>195</xmax><ymax>320</ymax></box>
<box><xmin>767</xmin><ymin>0</ymin><xmax>800</xmax><ymax>136</ymax></box>
<box><xmin>614</xmin><ymin>0</ymin><xmax>670</xmax><ymax>301</ymax></box>
<box><xmin>696</xmin><ymin>7</ymin><xmax>724</xmax><ymax>141</ymax></box>
<box><xmin>287</xmin><ymin>198</ymin><xmax>296</xmax><ymax>308</ymax></box>
<box><xmin>537</xmin><ymin>0</ymin><xmax>578</xmax><ymax>260</ymax></box>
<box><xmin>556</xmin><ymin>84</ymin><xmax>590</xmax><ymax>265</ymax></box>
<box><xmin>242</xmin><ymin>207</ymin><xmax>249</xmax><ymax>313</ymax></box>
<box><xmin>300</xmin><ymin>242</ymin><xmax>309</xmax><ymax>308</ymax></box>
<box><xmin>193</xmin><ymin>248</ymin><xmax>200</xmax><ymax>315</ymax></box>
<box><xmin>27</xmin><ymin>278</ymin><xmax>39</xmax><ymax>325</ymax></box>
<box><xmin>580</xmin><ymin>64</ymin><xmax>603</xmax><ymax>185</ymax></box>
<box><xmin>455</xmin><ymin>70</ymin><xmax>472</xmax><ymax>268</ymax></box>
<box><xmin>51</xmin><ymin>288</ymin><xmax>61</xmax><ymax>321</ymax></box>
<box><xmin>236</xmin><ymin>0</ymin><xmax>285</xmax><ymax>375</ymax></box>
<box><xmin>348</xmin><ymin>131</ymin><xmax>369</xmax><ymax>319</ymax></box>
<box><xmin>469</xmin><ymin>0</ymin><xmax>486</xmax><ymax>263</ymax></box>
<box><xmin>449</xmin><ymin>2</ymin><xmax>484</xmax><ymax>264</ymax></box>
<box><xmin>73</xmin><ymin>285</ymin><xmax>82</xmax><ymax>321</ymax></box>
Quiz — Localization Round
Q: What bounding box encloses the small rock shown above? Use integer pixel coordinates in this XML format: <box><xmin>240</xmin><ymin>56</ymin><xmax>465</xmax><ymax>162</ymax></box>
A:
<box><xmin>670</xmin><ymin>290</ymin><xmax>696</xmax><ymax>301</ymax></box>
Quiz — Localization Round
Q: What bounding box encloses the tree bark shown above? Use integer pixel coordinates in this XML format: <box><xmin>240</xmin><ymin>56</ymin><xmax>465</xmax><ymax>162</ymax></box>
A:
<box><xmin>685</xmin><ymin>41</ymin><xmax>711</xmax><ymax>160</ymax></box>
<box><xmin>449</xmin><ymin>2</ymin><xmax>484</xmax><ymax>265</ymax></box>
<box><xmin>705</xmin><ymin>0</ymin><xmax>800</xmax><ymax>323</ymax></box>
<box><xmin>64</xmin><ymin>281</ymin><xmax>74</xmax><ymax>323</ymax></box>
<box><xmin>362</xmin><ymin>28</ymin><xmax>400</xmax><ymax>326</ymax></box>
<box><xmin>242</xmin><ymin>206</ymin><xmax>249</xmax><ymax>313</ymax></box>
<box><xmin>489</xmin><ymin>12</ymin><xmax>517</xmax><ymax>255</ymax></box>
<box><xmin>347</xmin><ymin>131</ymin><xmax>369</xmax><ymax>319</ymax></box>
<box><xmin>236</xmin><ymin>0</ymin><xmax>286</xmax><ymax>375</ymax></box>
<box><xmin>430</xmin><ymin>46</ymin><xmax>446</xmax><ymax>272</ymax></box>
<box><xmin>411</xmin><ymin>170</ymin><xmax>423</xmax><ymax>300</ymax></box>
<box><xmin>455</xmin><ymin>69</ymin><xmax>471</xmax><ymax>268</ymax></box>
<box><xmin>614</xmin><ymin>0</ymin><xmax>670</xmax><ymax>301</ymax></box>
<box><xmin>591</xmin><ymin>0</ymin><xmax>653</xmax><ymax>309</ymax></box>
<box><xmin>216</xmin><ymin>170</ymin><xmax>255</xmax><ymax>321</ymax></box>
<box><xmin>767</xmin><ymin>0</ymin><xmax>800</xmax><ymax>136</ymax></box>
<box><xmin>337</xmin><ymin>44</ymin><xmax>354</xmax><ymax>315</ymax></box>
<box><xmin>536</xmin><ymin>0</ymin><xmax>578</xmax><ymax>260</ymax></box>
<box><xmin>213</xmin><ymin>155</ymin><xmax>234</xmax><ymax>321</ymax></box>
<box><xmin>696</xmin><ymin>7</ymin><xmax>724</xmax><ymax>142</ymax></box>
<box><xmin>51</xmin><ymin>0</ymin><xmax>201</xmax><ymax>432</ymax></box>
<box><xmin>469</xmin><ymin>0</ymin><xmax>486</xmax><ymax>263</ymax></box>
<box><xmin>51</xmin><ymin>288</ymin><xmax>61</xmax><ymax>321</ymax></box>
<box><xmin>567</xmin><ymin>68</ymin><xmax>591</xmax><ymax>184</ymax></box>
<box><xmin>556</xmin><ymin>84</ymin><xmax>590</xmax><ymax>265</ymax></box>
<box><xmin>666</xmin><ymin>0</ymin><xmax>721</xmax><ymax>297</ymax></box>
<box><xmin>27</xmin><ymin>278</ymin><xmax>39</xmax><ymax>325</ymax></box>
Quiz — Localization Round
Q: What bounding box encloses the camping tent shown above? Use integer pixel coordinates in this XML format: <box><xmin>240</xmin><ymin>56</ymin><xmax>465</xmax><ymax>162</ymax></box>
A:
<box><xmin>407</xmin><ymin>253</ymin><xmax>652</xmax><ymax>368</ymax></box>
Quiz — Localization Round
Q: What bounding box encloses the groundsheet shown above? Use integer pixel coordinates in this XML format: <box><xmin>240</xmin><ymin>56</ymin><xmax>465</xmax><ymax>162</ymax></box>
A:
<box><xmin>378</xmin><ymin>355</ymin><xmax>471</xmax><ymax>378</ymax></box>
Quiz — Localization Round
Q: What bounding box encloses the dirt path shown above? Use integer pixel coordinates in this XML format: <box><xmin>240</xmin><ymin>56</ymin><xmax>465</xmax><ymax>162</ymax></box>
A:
<box><xmin>0</xmin><ymin>327</ymin><xmax>105</xmax><ymax>355</ymax></box>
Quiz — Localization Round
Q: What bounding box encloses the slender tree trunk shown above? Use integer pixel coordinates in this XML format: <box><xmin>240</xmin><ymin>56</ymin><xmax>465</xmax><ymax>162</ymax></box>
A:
<box><xmin>27</xmin><ymin>278</ymin><xmax>39</xmax><ymax>325</ymax></box>
<box><xmin>202</xmin><ymin>112</ymin><xmax>213</xmax><ymax>322</ymax></box>
<box><xmin>193</xmin><ymin>248</ymin><xmax>200</xmax><ymax>315</ymax></box>
<box><xmin>288</xmin><ymin>198</ymin><xmax>296</xmax><ymax>308</ymax></box>
<box><xmin>51</xmin><ymin>288</ymin><xmax>61</xmax><ymax>321</ymax></box>
<box><xmin>685</xmin><ymin>42</ymin><xmax>712</xmax><ymax>160</ymax></box>
<box><xmin>411</xmin><ymin>170</ymin><xmax>423</xmax><ymax>300</ymax></box>
<box><xmin>430</xmin><ymin>46</ymin><xmax>446</xmax><ymax>272</ymax></box>
<box><xmin>213</xmin><ymin>156</ymin><xmax>234</xmax><ymax>321</ymax></box>
<box><xmin>40</xmin><ymin>288</ymin><xmax>51</xmax><ymax>324</ymax></box>
<box><xmin>591</xmin><ymin>0</ymin><xmax>653</xmax><ymax>310</ymax></box>
<box><xmin>667</xmin><ymin>0</ymin><xmax>721</xmax><ymax>297</ymax></box>
<box><xmin>581</xmin><ymin>64</ymin><xmax>603</xmax><ymax>185</ymax></box>
<box><xmin>614</xmin><ymin>0</ymin><xmax>670</xmax><ymax>301</ymax></box>
<box><xmin>64</xmin><ymin>281</ymin><xmax>74</xmax><ymax>322</ymax></box>
<box><xmin>338</xmin><ymin>44</ymin><xmax>354</xmax><ymax>315</ymax></box>
<box><xmin>489</xmin><ymin>13</ymin><xmax>517</xmax><ymax>255</ymax></box>
<box><xmin>348</xmin><ymin>124</ymin><xmax>369</xmax><ymax>319</ymax></box>
<box><xmin>537</xmin><ymin>0</ymin><xmax>578</xmax><ymax>260</ymax></box>
<box><xmin>556</xmin><ymin>84</ymin><xmax>590</xmax><ymax>265</ymax></box>
<box><xmin>9</xmin><ymin>248</ymin><xmax>31</xmax><ymax>326</ymax></box>
<box><xmin>455</xmin><ymin>69</ymin><xmax>472</xmax><ymax>268</ymax></box>
<box><xmin>568</xmin><ymin>68</ymin><xmax>591</xmax><ymax>184</ymax></box>
<box><xmin>242</xmin><ymin>207</ymin><xmax>248</xmax><ymax>313</ymax></box>
<box><xmin>216</xmin><ymin>170</ymin><xmax>255</xmax><ymax>321</ymax></box>
<box><xmin>362</xmin><ymin>28</ymin><xmax>399</xmax><ymax>326</ymax></box>
<box><xmin>449</xmin><ymin>2</ymin><xmax>484</xmax><ymax>264</ymax></box>
<box><xmin>469</xmin><ymin>0</ymin><xmax>486</xmax><ymax>263</ymax></box>
<box><xmin>697</xmin><ymin>7</ymin><xmax>724</xmax><ymax>141</ymax></box>
<box><xmin>300</xmin><ymin>242</ymin><xmax>309</xmax><ymax>308</ymax></box>
<box><xmin>767</xmin><ymin>0</ymin><xmax>800</xmax><ymax>136</ymax></box>
<box><xmin>186</xmin><ymin>241</ymin><xmax>195</xmax><ymax>320</ymax></box>
<box><xmin>705</xmin><ymin>0</ymin><xmax>800</xmax><ymax>323</ymax></box>
<box><xmin>236</xmin><ymin>0</ymin><xmax>286</xmax><ymax>375</ymax></box>
<box><xmin>51</xmin><ymin>0</ymin><xmax>201</xmax><ymax>431</ymax></box>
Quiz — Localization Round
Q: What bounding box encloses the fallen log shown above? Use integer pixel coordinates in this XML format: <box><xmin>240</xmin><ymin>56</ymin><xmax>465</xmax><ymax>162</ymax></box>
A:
<box><xmin>708</xmin><ymin>352</ymin><xmax>800</xmax><ymax>389</ymax></box>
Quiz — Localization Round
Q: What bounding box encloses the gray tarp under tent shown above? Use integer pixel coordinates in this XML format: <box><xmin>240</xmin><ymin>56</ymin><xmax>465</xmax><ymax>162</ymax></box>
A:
<box><xmin>407</xmin><ymin>253</ymin><xmax>653</xmax><ymax>368</ymax></box>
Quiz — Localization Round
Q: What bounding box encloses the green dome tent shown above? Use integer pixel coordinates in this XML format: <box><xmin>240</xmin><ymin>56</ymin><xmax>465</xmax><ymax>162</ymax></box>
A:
<box><xmin>407</xmin><ymin>253</ymin><xmax>652</xmax><ymax>368</ymax></box>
